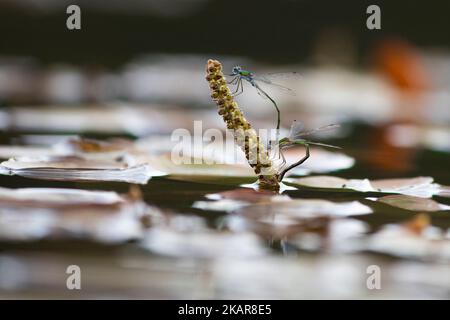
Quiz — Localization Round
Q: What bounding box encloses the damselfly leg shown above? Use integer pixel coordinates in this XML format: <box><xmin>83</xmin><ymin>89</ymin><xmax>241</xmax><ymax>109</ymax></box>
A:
<box><xmin>277</xmin><ymin>144</ymin><xmax>310</xmax><ymax>182</ymax></box>
<box><xmin>232</xmin><ymin>78</ymin><xmax>244</xmax><ymax>96</ymax></box>
<box><xmin>227</xmin><ymin>76</ymin><xmax>240</xmax><ymax>85</ymax></box>
<box><xmin>254</xmin><ymin>83</ymin><xmax>281</xmax><ymax>130</ymax></box>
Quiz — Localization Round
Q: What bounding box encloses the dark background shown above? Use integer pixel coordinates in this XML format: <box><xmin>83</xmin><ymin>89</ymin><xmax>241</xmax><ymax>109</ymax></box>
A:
<box><xmin>1</xmin><ymin>0</ymin><xmax>448</xmax><ymax>67</ymax></box>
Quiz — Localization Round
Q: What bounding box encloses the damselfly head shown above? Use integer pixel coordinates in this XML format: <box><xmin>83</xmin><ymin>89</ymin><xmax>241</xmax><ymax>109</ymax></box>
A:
<box><xmin>230</xmin><ymin>66</ymin><xmax>242</xmax><ymax>76</ymax></box>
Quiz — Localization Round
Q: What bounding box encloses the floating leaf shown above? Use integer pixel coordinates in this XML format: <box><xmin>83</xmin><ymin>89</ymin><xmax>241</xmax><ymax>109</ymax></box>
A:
<box><xmin>368</xmin><ymin>214</ymin><xmax>450</xmax><ymax>262</ymax></box>
<box><xmin>369</xmin><ymin>195</ymin><xmax>450</xmax><ymax>212</ymax></box>
<box><xmin>437</xmin><ymin>185</ymin><xmax>450</xmax><ymax>198</ymax></box>
<box><xmin>0</xmin><ymin>187</ymin><xmax>123</xmax><ymax>205</ymax></box>
<box><xmin>0</xmin><ymin>187</ymin><xmax>148</xmax><ymax>243</ymax></box>
<box><xmin>144</xmin><ymin>142</ymin><xmax>354</xmax><ymax>182</ymax></box>
<box><xmin>148</xmin><ymin>153</ymin><xmax>254</xmax><ymax>178</ymax></box>
<box><xmin>286</xmin><ymin>175</ymin><xmax>446</xmax><ymax>198</ymax></box>
<box><xmin>371</xmin><ymin>177</ymin><xmax>440</xmax><ymax>198</ymax></box>
<box><xmin>0</xmin><ymin>155</ymin><xmax>166</xmax><ymax>184</ymax></box>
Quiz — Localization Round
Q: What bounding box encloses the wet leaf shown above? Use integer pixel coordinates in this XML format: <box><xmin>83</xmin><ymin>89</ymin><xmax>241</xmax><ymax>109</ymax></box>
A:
<box><xmin>368</xmin><ymin>214</ymin><xmax>450</xmax><ymax>262</ymax></box>
<box><xmin>0</xmin><ymin>155</ymin><xmax>166</xmax><ymax>184</ymax></box>
<box><xmin>145</xmin><ymin>144</ymin><xmax>354</xmax><ymax>182</ymax></box>
<box><xmin>369</xmin><ymin>195</ymin><xmax>450</xmax><ymax>212</ymax></box>
<box><xmin>0</xmin><ymin>187</ymin><xmax>148</xmax><ymax>243</ymax></box>
<box><xmin>148</xmin><ymin>153</ymin><xmax>254</xmax><ymax>179</ymax></box>
<box><xmin>286</xmin><ymin>175</ymin><xmax>446</xmax><ymax>198</ymax></box>
<box><xmin>0</xmin><ymin>187</ymin><xmax>123</xmax><ymax>205</ymax></box>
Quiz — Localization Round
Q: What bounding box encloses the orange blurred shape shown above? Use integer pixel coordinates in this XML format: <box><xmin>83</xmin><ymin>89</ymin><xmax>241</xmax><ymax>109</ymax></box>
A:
<box><xmin>402</xmin><ymin>213</ymin><xmax>430</xmax><ymax>235</ymax></box>
<box><xmin>374</xmin><ymin>39</ymin><xmax>430</xmax><ymax>93</ymax></box>
<box><xmin>364</xmin><ymin>124</ymin><xmax>416</xmax><ymax>172</ymax></box>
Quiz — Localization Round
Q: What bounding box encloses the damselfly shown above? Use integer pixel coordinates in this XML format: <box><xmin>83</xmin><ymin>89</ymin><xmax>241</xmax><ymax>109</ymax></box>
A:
<box><xmin>228</xmin><ymin>66</ymin><xmax>299</xmax><ymax>130</ymax></box>
<box><xmin>279</xmin><ymin>121</ymin><xmax>341</xmax><ymax>150</ymax></box>
<box><xmin>272</xmin><ymin>121</ymin><xmax>341</xmax><ymax>181</ymax></box>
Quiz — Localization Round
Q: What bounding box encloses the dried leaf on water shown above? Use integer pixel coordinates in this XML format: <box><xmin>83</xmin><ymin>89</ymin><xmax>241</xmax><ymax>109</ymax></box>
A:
<box><xmin>145</xmin><ymin>144</ymin><xmax>354</xmax><ymax>182</ymax></box>
<box><xmin>148</xmin><ymin>153</ymin><xmax>254</xmax><ymax>179</ymax></box>
<box><xmin>0</xmin><ymin>155</ymin><xmax>166</xmax><ymax>184</ymax></box>
<box><xmin>0</xmin><ymin>187</ymin><xmax>149</xmax><ymax>243</ymax></box>
<box><xmin>368</xmin><ymin>195</ymin><xmax>450</xmax><ymax>212</ymax></box>
<box><xmin>286</xmin><ymin>175</ymin><xmax>446</xmax><ymax>198</ymax></box>
<box><xmin>367</xmin><ymin>214</ymin><xmax>450</xmax><ymax>262</ymax></box>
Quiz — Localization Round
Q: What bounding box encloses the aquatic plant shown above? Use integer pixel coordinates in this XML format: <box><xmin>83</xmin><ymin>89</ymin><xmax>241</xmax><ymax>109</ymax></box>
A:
<box><xmin>205</xmin><ymin>59</ymin><xmax>341</xmax><ymax>191</ymax></box>
<box><xmin>206</xmin><ymin>59</ymin><xmax>280</xmax><ymax>190</ymax></box>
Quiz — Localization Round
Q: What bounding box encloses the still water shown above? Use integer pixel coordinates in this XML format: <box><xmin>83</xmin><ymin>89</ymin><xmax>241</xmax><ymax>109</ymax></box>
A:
<box><xmin>0</xmin><ymin>123</ymin><xmax>449</xmax><ymax>299</ymax></box>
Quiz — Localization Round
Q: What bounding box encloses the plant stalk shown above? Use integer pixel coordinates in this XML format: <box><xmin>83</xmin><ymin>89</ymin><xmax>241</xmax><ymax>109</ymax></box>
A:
<box><xmin>205</xmin><ymin>59</ymin><xmax>280</xmax><ymax>191</ymax></box>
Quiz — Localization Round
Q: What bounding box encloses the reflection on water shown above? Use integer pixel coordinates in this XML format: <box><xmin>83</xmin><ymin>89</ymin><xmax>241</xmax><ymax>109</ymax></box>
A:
<box><xmin>0</xmin><ymin>127</ymin><xmax>449</xmax><ymax>298</ymax></box>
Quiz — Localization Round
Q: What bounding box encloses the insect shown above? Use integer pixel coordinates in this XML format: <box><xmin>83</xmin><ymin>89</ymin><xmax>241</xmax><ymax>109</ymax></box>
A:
<box><xmin>278</xmin><ymin>121</ymin><xmax>341</xmax><ymax>150</ymax></box>
<box><xmin>272</xmin><ymin>121</ymin><xmax>341</xmax><ymax>181</ymax></box>
<box><xmin>228</xmin><ymin>66</ymin><xmax>299</xmax><ymax>130</ymax></box>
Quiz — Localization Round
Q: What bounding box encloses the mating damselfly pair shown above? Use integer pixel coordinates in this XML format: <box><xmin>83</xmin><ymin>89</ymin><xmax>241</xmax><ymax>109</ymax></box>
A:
<box><xmin>227</xmin><ymin>65</ymin><xmax>341</xmax><ymax>177</ymax></box>
<box><xmin>227</xmin><ymin>66</ymin><xmax>340</xmax><ymax>147</ymax></box>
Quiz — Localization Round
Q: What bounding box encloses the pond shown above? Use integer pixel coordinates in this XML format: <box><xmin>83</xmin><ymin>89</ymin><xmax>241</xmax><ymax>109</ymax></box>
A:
<box><xmin>1</xmin><ymin>119</ymin><xmax>449</xmax><ymax>299</ymax></box>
